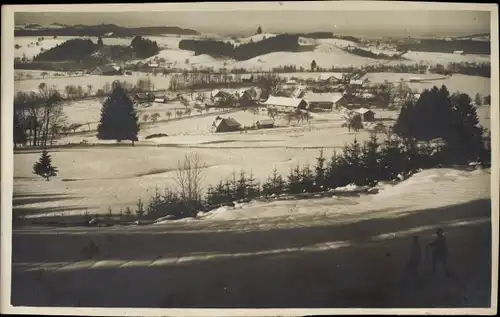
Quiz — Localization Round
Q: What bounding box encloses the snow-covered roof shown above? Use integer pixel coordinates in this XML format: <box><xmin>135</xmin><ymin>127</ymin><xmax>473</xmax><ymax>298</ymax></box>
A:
<box><xmin>95</xmin><ymin>65</ymin><xmax>119</xmax><ymax>73</ymax></box>
<box><xmin>318</xmin><ymin>73</ymin><xmax>342</xmax><ymax>81</ymax></box>
<box><xmin>453</xmin><ymin>50</ymin><xmax>465</xmax><ymax>54</ymax></box>
<box><xmin>304</xmin><ymin>92</ymin><xmax>344</xmax><ymax>104</ymax></box>
<box><xmin>264</xmin><ymin>96</ymin><xmax>308</xmax><ymax>108</ymax></box>
<box><xmin>256</xmin><ymin>119</ymin><xmax>274</xmax><ymax>126</ymax></box>
<box><xmin>350</xmin><ymin>79</ymin><xmax>364</xmax><ymax>85</ymax></box>
<box><xmin>240</xmin><ymin>74</ymin><xmax>253</xmax><ymax>80</ymax></box>
<box><xmin>360</xmin><ymin>93</ymin><xmax>375</xmax><ymax>99</ymax></box>
<box><xmin>149</xmin><ymin>63</ymin><xmax>159</xmax><ymax>68</ymax></box>
<box><xmin>211</xmin><ymin>89</ymin><xmax>231</xmax><ymax>98</ymax></box>
<box><xmin>214</xmin><ymin>117</ymin><xmax>241</xmax><ymax>129</ymax></box>
<box><xmin>354</xmin><ymin>107</ymin><xmax>374</xmax><ymax>115</ymax></box>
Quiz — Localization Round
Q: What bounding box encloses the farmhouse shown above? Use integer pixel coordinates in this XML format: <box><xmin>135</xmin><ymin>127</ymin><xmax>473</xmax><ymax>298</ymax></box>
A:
<box><xmin>291</xmin><ymin>87</ymin><xmax>306</xmax><ymax>98</ymax></box>
<box><xmin>317</xmin><ymin>73</ymin><xmax>343</xmax><ymax>84</ymax></box>
<box><xmin>264</xmin><ymin>96</ymin><xmax>309</xmax><ymax>112</ymax></box>
<box><xmin>211</xmin><ymin>89</ymin><xmax>232</xmax><ymax>99</ymax></box>
<box><xmin>256</xmin><ymin>119</ymin><xmax>275</xmax><ymax>129</ymax></box>
<box><xmin>409</xmin><ymin>77</ymin><xmax>422</xmax><ymax>83</ymax></box>
<box><xmin>134</xmin><ymin>93</ymin><xmax>153</xmax><ymax>102</ymax></box>
<box><xmin>91</xmin><ymin>65</ymin><xmax>122</xmax><ymax>76</ymax></box>
<box><xmin>453</xmin><ymin>50</ymin><xmax>465</xmax><ymax>55</ymax></box>
<box><xmin>240</xmin><ymin>74</ymin><xmax>254</xmax><ymax>82</ymax></box>
<box><xmin>213</xmin><ymin>117</ymin><xmax>242</xmax><ymax>133</ymax></box>
<box><xmin>350</xmin><ymin>79</ymin><xmax>364</xmax><ymax>88</ymax></box>
<box><xmin>154</xmin><ymin>94</ymin><xmax>167</xmax><ymax>103</ymax></box>
<box><xmin>354</xmin><ymin>108</ymin><xmax>376</xmax><ymax>122</ymax></box>
<box><xmin>304</xmin><ymin>92</ymin><xmax>344</xmax><ymax>111</ymax></box>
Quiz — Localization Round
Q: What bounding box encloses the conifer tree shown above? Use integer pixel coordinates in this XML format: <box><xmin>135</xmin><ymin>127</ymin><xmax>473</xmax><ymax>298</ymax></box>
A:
<box><xmin>300</xmin><ymin>165</ymin><xmax>315</xmax><ymax>193</ymax></box>
<box><xmin>97</xmin><ymin>82</ymin><xmax>139</xmax><ymax>145</ymax></box>
<box><xmin>362</xmin><ymin>133</ymin><xmax>381</xmax><ymax>185</ymax></box>
<box><xmin>246</xmin><ymin>170</ymin><xmax>261</xmax><ymax>199</ymax></box>
<box><xmin>474</xmin><ymin>93</ymin><xmax>482</xmax><ymax>107</ymax></box>
<box><xmin>448</xmin><ymin>93</ymin><xmax>485</xmax><ymax>163</ymax></box>
<box><xmin>343</xmin><ymin>138</ymin><xmax>363</xmax><ymax>185</ymax></box>
<box><xmin>262</xmin><ymin>167</ymin><xmax>285</xmax><ymax>196</ymax></box>
<box><xmin>33</xmin><ymin>150</ymin><xmax>58</xmax><ymax>181</ymax></box>
<box><xmin>286</xmin><ymin>165</ymin><xmax>302</xmax><ymax>194</ymax></box>
<box><xmin>380</xmin><ymin>136</ymin><xmax>405</xmax><ymax>181</ymax></box>
<box><xmin>314</xmin><ymin>149</ymin><xmax>326</xmax><ymax>192</ymax></box>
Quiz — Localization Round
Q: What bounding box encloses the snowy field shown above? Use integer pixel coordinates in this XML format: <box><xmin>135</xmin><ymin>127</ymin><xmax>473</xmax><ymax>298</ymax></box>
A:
<box><xmin>361</xmin><ymin>73</ymin><xmax>491</xmax><ymax>98</ymax></box>
<box><xmin>13</xmin><ymin>82</ymin><xmax>491</xmax><ymax>217</ymax></box>
<box><xmin>14</xmin><ymin>71</ymin><xmax>490</xmax><ymax>103</ymax></box>
<box><xmin>14</xmin><ymin>107</ymin><xmax>393</xmax><ymax>217</ymax></box>
<box><xmin>14</xmin><ymin>72</ymin><xmax>172</xmax><ymax>94</ymax></box>
<box><xmin>14</xmin><ymin>35</ymin><xmax>203</xmax><ymax>60</ymax></box>
<box><xmin>11</xmin><ymin>167</ymin><xmax>492</xmax><ymax>307</ymax></box>
<box><xmin>15</xmin><ymin>34</ymin><xmax>491</xmax><ymax>73</ymax></box>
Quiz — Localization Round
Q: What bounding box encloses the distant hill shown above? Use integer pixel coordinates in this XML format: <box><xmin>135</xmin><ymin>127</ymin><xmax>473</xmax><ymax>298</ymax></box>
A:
<box><xmin>15</xmin><ymin>24</ymin><xmax>200</xmax><ymax>37</ymax></box>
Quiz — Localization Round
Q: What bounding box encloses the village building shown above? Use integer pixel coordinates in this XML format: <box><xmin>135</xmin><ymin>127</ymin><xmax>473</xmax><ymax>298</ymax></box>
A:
<box><xmin>317</xmin><ymin>73</ymin><xmax>343</xmax><ymax>84</ymax></box>
<box><xmin>256</xmin><ymin>119</ymin><xmax>275</xmax><ymax>129</ymax></box>
<box><xmin>213</xmin><ymin>117</ymin><xmax>242</xmax><ymax>133</ymax></box>
<box><xmin>240</xmin><ymin>74</ymin><xmax>254</xmax><ymax>82</ymax></box>
<box><xmin>409</xmin><ymin>77</ymin><xmax>422</xmax><ymax>83</ymax></box>
<box><xmin>354</xmin><ymin>108</ymin><xmax>376</xmax><ymax>122</ymax></box>
<box><xmin>211</xmin><ymin>89</ymin><xmax>232</xmax><ymax>99</ymax></box>
<box><xmin>153</xmin><ymin>94</ymin><xmax>167</xmax><ymax>103</ymax></box>
<box><xmin>349</xmin><ymin>79</ymin><xmax>364</xmax><ymax>88</ymax></box>
<box><xmin>291</xmin><ymin>86</ymin><xmax>306</xmax><ymax>98</ymax></box>
<box><xmin>263</xmin><ymin>96</ymin><xmax>309</xmax><ymax>112</ymax></box>
<box><xmin>91</xmin><ymin>65</ymin><xmax>122</xmax><ymax>76</ymax></box>
<box><xmin>134</xmin><ymin>92</ymin><xmax>155</xmax><ymax>102</ymax></box>
<box><xmin>304</xmin><ymin>92</ymin><xmax>344</xmax><ymax>112</ymax></box>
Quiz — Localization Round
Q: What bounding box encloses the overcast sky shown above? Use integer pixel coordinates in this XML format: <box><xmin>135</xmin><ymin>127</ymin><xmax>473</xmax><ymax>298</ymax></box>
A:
<box><xmin>15</xmin><ymin>10</ymin><xmax>490</xmax><ymax>37</ymax></box>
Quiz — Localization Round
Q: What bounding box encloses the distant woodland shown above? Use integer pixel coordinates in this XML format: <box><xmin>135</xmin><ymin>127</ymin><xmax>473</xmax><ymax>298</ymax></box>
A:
<box><xmin>398</xmin><ymin>39</ymin><xmax>490</xmax><ymax>55</ymax></box>
<box><xmin>179</xmin><ymin>34</ymin><xmax>301</xmax><ymax>60</ymax></box>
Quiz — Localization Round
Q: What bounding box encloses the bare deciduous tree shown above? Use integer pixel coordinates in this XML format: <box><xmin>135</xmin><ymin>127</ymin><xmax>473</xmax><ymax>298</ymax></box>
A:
<box><xmin>174</xmin><ymin>152</ymin><xmax>206</xmax><ymax>204</ymax></box>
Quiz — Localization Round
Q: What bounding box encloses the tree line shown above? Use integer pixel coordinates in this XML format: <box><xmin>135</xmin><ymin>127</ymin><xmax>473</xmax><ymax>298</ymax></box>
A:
<box><xmin>31</xmin><ymin>36</ymin><xmax>159</xmax><ymax>64</ymax></box>
<box><xmin>33</xmin><ymin>38</ymin><xmax>98</xmax><ymax>62</ymax></box>
<box><xmin>397</xmin><ymin>39</ymin><xmax>490</xmax><ymax>55</ymax></box>
<box><xmin>429</xmin><ymin>62</ymin><xmax>490</xmax><ymax>78</ymax></box>
<box><xmin>14</xmin><ymin>84</ymin><xmax>66</xmax><ymax>148</ymax></box>
<box><xmin>179</xmin><ymin>34</ymin><xmax>301</xmax><ymax>61</ymax></box>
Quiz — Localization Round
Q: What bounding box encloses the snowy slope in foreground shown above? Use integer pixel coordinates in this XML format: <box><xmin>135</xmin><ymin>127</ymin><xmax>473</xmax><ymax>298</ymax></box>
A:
<box><xmin>192</xmin><ymin>168</ymin><xmax>490</xmax><ymax>224</ymax></box>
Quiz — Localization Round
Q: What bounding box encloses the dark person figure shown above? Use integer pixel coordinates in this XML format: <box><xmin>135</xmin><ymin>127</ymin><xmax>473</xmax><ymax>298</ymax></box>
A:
<box><xmin>428</xmin><ymin>228</ymin><xmax>452</xmax><ymax>278</ymax></box>
<box><xmin>405</xmin><ymin>236</ymin><xmax>421</xmax><ymax>284</ymax></box>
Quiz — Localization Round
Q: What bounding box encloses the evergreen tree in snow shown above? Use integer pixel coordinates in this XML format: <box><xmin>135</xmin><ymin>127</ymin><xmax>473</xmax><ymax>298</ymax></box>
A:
<box><xmin>448</xmin><ymin>93</ymin><xmax>485</xmax><ymax>163</ymax></box>
<box><xmin>256</xmin><ymin>26</ymin><xmax>263</xmax><ymax>35</ymax></box>
<box><xmin>361</xmin><ymin>133</ymin><xmax>381</xmax><ymax>186</ymax></box>
<box><xmin>311</xmin><ymin>59</ymin><xmax>317</xmax><ymax>72</ymax></box>
<box><xmin>342</xmin><ymin>138</ymin><xmax>364</xmax><ymax>185</ymax></box>
<box><xmin>474</xmin><ymin>93</ymin><xmax>482</xmax><ymax>107</ymax></box>
<box><xmin>33</xmin><ymin>150</ymin><xmax>58</xmax><ymax>181</ymax></box>
<box><xmin>314</xmin><ymin>149</ymin><xmax>326</xmax><ymax>192</ymax></box>
<box><xmin>97</xmin><ymin>82</ymin><xmax>139</xmax><ymax>145</ymax></box>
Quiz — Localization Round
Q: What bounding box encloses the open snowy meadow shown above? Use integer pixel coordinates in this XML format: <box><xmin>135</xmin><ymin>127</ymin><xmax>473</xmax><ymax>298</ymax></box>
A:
<box><xmin>10</xmin><ymin>8</ymin><xmax>494</xmax><ymax>308</ymax></box>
